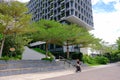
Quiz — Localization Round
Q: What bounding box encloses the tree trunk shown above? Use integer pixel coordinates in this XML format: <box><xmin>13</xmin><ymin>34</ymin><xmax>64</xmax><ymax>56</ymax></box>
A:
<box><xmin>66</xmin><ymin>40</ymin><xmax>69</xmax><ymax>59</ymax></box>
<box><xmin>0</xmin><ymin>36</ymin><xmax>5</xmax><ymax>58</ymax></box>
<box><xmin>45</xmin><ymin>42</ymin><xmax>48</xmax><ymax>58</ymax></box>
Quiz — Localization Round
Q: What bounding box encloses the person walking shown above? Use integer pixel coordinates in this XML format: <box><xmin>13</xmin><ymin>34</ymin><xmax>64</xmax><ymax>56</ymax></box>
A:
<box><xmin>75</xmin><ymin>59</ymin><xmax>81</xmax><ymax>72</ymax></box>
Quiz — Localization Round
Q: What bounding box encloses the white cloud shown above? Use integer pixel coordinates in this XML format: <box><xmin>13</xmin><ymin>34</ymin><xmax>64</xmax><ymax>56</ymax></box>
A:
<box><xmin>17</xmin><ymin>0</ymin><xmax>29</xmax><ymax>2</ymax></box>
<box><xmin>114</xmin><ymin>1</ymin><xmax>120</xmax><ymax>11</ymax></box>
<box><xmin>102</xmin><ymin>0</ymin><xmax>119</xmax><ymax>4</ymax></box>
<box><xmin>102</xmin><ymin>0</ymin><xmax>120</xmax><ymax>11</ymax></box>
<box><xmin>91</xmin><ymin>0</ymin><xmax>120</xmax><ymax>44</ymax></box>
<box><xmin>92</xmin><ymin>0</ymin><xmax>120</xmax><ymax>11</ymax></box>
<box><xmin>91</xmin><ymin>11</ymin><xmax>120</xmax><ymax>44</ymax></box>
<box><xmin>92</xmin><ymin>0</ymin><xmax>100</xmax><ymax>5</ymax></box>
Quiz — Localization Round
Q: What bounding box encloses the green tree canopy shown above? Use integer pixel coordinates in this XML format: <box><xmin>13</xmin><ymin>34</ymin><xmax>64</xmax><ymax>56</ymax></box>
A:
<box><xmin>116</xmin><ymin>37</ymin><xmax>120</xmax><ymax>50</ymax></box>
<box><xmin>32</xmin><ymin>19</ymin><xmax>68</xmax><ymax>57</ymax></box>
<box><xmin>0</xmin><ymin>1</ymin><xmax>33</xmax><ymax>57</ymax></box>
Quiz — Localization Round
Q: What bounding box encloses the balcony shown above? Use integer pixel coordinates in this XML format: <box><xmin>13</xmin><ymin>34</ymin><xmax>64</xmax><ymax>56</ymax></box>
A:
<box><xmin>62</xmin><ymin>15</ymin><xmax>94</xmax><ymax>30</ymax></box>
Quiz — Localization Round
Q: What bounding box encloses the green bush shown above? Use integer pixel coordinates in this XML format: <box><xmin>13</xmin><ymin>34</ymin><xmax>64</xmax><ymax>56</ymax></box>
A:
<box><xmin>95</xmin><ymin>56</ymin><xmax>109</xmax><ymax>64</ymax></box>
<box><xmin>0</xmin><ymin>56</ymin><xmax>9</xmax><ymax>61</ymax></box>
<box><xmin>71</xmin><ymin>52</ymin><xmax>83</xmax><ymax>61</ymax></box>
<box><xmin>103</xmin><ymin>51</ymin><xmax>120</xmax><ymax>62</ymax></box>
<box><xmin>82</xmin><ymin>55</ymin><xmax>97</xmax><ymax>64</ymax></box>
<box><xmin>2</xmin><ymin>35</ymin><xmax>30</xmax><ymax>60</ymax></box>
<box><xmin>33</xmin><ymin>48</ymin><xmax>46</xmax><ymax>54</ymax></box>
<box><xmin>33</xmin><ymin>48</ymin><xmax>55</xmax><ymax>60</ymax></box>
<box><xmin>41</xmin><ymin>57</ymin><xmax>53</xmax><ymax>62</ymax></box>
<box><xmin>82</xmin><ymin>54</ymin><xmax>109</xmax><ymax>65</ymax></box>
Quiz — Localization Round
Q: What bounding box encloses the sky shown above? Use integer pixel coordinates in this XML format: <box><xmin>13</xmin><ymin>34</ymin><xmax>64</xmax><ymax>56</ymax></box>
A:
<box><xmin>18</xmin><ymin>0</ymin><xmax>120</xmax><ymax>44</ymax></box>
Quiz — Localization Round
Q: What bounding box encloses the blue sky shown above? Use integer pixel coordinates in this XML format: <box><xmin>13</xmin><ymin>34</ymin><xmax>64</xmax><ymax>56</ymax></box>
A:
<box><xmin>19</xmin><ymin>0</ymin><xmax>120</xmax><ymax>44</ymax></box>
<box><xmin>93</xmin><ymin>1</ymin><xmax>116</xmax><ymax>13</ymax></box>
<box><xmin>91</xmin><ymin>0</ymin><xmax>120</xmax><ymax>44</ymax></box>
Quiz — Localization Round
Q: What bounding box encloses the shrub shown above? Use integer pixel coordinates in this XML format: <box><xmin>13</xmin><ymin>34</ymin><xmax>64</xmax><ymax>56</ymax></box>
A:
<box><xmin>33</xmin><ymin>48</ymin><xmax>55</xmax><ymax>60</ymax></box>
<box><xmin>0</xmin><ymin>56</ymin><xmax>9</xmax><ymax>61</ymax></box>
<box><xmin>82</xmin><ymin>54</ymin><xmax>96</xmax><ymax>64</ymax></box>
<box><xmin>41</xmin><ymin>57</ymin><xmax>53</xmax><ymax>62</ymax></box>
<box><xmin>82</xmin><ymin>54</ymin><xmax>109</xmax><ymax>65</ymax></box>
<box><xmin>103</xmin><ymin>51</ymin><xmax>120</xmax><ymax>62</ymax></box>
<box><xmin>95</xmin><ymin>56</ymin><xmax>109</xmax><ymax>64</ymax></box>
<box><xmin>71</xmin><ymin>52</ymin><xmax>83</xmax><ymax>61</ymax></box>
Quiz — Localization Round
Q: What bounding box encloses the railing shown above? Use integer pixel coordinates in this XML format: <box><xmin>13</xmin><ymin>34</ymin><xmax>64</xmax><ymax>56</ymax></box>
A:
<box><xmin>59</xmin><ymin>56</ymin><xmax>74</xmax><ymax>68</ymax></box>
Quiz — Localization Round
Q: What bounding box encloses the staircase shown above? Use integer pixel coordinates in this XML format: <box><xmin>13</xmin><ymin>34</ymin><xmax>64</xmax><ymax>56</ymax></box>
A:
<box><xmin>58</xmin><ymin>56</ymin><xmax>89</xmax><ymax>70</ymax></box>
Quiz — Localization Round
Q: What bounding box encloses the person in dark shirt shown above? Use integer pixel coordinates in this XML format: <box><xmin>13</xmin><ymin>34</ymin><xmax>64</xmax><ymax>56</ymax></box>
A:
<box><xmin>75</xmin><ymin>59</ymin><xmax>81</xmax><ymax>72</ymax></box>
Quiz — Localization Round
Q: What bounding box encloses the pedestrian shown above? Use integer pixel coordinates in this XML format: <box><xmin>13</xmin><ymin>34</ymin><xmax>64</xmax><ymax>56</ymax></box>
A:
<box><xmin>75</xmin><ymin>59</ymin><xmax>81</xmax><ymax>72</ymax></box>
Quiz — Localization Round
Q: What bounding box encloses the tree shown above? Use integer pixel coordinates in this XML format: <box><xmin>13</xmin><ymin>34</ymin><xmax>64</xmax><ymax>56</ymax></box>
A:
<box><xmin>32</xmin><ymin>19</ymin><xmax>67</xmax><ymax>57</ymax></box>
<box><xmin>0</xmin><ymin>1</ymin><xmax>33</xmax><ymax>57</ymax></box>
<box><xmin>2</xmin><ymin>34</ymin><xmax>31</xmax><ymax>59</ymax></box>
<box><xmin>62</xmin><ymin>24</ymin><xmax>99</xmax><ymax>58</ymax></box>
<box><xmin>61</xmin><ymin>24</ymin><xmax>86</xmax><ymax>58</ymax></box>
<box><xmin>116</xmin><ymin>37</ymin><xmax>120</xmax><ymax>50</ymax></box>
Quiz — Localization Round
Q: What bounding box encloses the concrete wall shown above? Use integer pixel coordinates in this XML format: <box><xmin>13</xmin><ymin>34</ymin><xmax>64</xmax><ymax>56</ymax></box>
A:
<box><xmin>0</xmin><ymin>60</ymin><xmax>65</xmax><ymax>76</ymax></box>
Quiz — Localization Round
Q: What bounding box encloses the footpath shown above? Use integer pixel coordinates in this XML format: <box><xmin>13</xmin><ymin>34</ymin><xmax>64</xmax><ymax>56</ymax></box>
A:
<box><xmin>0</xmin><ymin>63</ymin><xmax>117</xmax><ymax>80</ymax></box>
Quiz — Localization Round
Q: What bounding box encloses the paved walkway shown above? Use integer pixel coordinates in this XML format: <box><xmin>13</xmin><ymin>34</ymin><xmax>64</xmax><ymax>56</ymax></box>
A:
<box><xmin>0</xmin><ymin>69</ymin><xmax>75</xmax><ymax>80</ymax></box>
<box><xmin>0</xmin><ymin>63</ymin><xmax>118</xmax><ymax>80</ymax></box>
<box><xmin>43</xmin><ymin>62</ymin><xmax>120</xmax><ymax>80</ymax></box>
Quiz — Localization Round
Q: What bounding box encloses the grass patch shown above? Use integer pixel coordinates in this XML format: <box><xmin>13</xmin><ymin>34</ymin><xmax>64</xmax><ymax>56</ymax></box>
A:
<box><xmin>33</xmin><ymin>48</ymin><xmax>46</xmax><ymax>55</ymax></box>
<box><xmin>86</xmin><ymin>63</ymin><xmax>101</xmax><ymax>66</ymax></box>
<box><xmin>32</xmin><ymin>48</ymin><xmax>55</xmax><ymax>61</ymax></box>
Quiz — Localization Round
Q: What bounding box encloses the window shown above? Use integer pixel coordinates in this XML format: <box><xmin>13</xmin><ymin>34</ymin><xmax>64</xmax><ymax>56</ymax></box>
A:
<box><xmin>79</xmin><ymin>14</ymin><xmax>81</xmax><ymax>18</ymax></box>
<box><xmin>75</xmin><ymin>3</ymin><xmax>77</xmax><ymax>9</ymax></box>
<box><xmin>61</xmin><ymin>11</ymin><xmax>65</xmax><ymax>17</ymax></box>
<box><xmin>75</xmin><ymin>11</ymin><xmax>78</xmax><ymax>16</ymax></box>
<box><xmin>54</xmin><ymin>3</ymin><xmax>57</xmax><ymax>8</ymax></box>
<box><xmin>71</xmin><ymin>1</ymin><xmax>73</xmax><ymax>7</ymax></box>
<box><xmin>54</xmin><ymin>17</ymin><xmax>57</xmax><ymax>21</ymax></box>
<box><xmin>50</xmin><ymin>10</ymin><xmax>53</xmax><ymax>16</ymax></box>
<box><xmin>61</xmin><ymin>3</ymin><xmax>65</xmax><ymax>9</ymax></box>
<box><xmin>81</xmin><ymin>8</ymin><xmax>83</xmax><ymax>13</ymax></box>
<box><xmin>58</xmin><ymin>15</ymin><xmax>61</xmax><ymax>20</ymax></box>
<box><xmin>54</xmin><ymin>10</ymin><xmax>57</xmax><ymax>15</ymax></box>
<box><xmin>50</xmin><ymin>3</ymin><xmax>53</xmax><ymax>9</ymax></box>
<box><xmin>78</xmin><ymin>6</ymin><xmax>80</xmax><ymax>11</ymax></box>
<box><xmin>50</xmin><ymin>44</ymin><xmax>54</xmax><ymax>49</ymax></box>
<box><xmin>66</xmin><ymin>2</ymin><xmax>69</xmax><ymax>9</ymax></box>
<box><xmin>71</xmin><ymin>9</ymin><xmax>74</xmax><ymax>15</ymax></box>
<box><xmin>82</xmin><ymin>16</ymin><xmax>84</xmax><ymax>20</ymax></box>
<box><xmin>58</xmin><ymin>7</ymin><xmax>61</xmax><ymax>12</ymax></box>
<box><xmin>66</xmin><ymin>10</ymin><xmax>70</xmax><ymax>17</ymax></box>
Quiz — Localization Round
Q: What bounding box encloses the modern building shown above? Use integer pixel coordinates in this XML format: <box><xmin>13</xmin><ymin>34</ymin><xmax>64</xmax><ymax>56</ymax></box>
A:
<box><xmin>28</xmin><ymin>0</ymin><xmax>93</xmax><ymax>30</ymax></box>
<box><xmin>27</xmin><ymin>0</ymin><xmax>94</xmax><ymax>55</ymax></box>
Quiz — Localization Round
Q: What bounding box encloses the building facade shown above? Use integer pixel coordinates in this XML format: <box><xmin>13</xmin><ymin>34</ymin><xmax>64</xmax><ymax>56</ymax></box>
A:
<box><xmin>28</xmin><ymin>0</ymin><xmax>94</xmax><ymax>30</ymax></box>
<box><xmin>27</xmin><ymin>0</ymin><xmax>94</xmax><ymax>55</ymax></box>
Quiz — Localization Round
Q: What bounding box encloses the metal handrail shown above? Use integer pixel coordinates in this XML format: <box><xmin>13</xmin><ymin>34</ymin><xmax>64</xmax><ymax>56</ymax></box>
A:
<box><xmin>59</xmin><ymin>56</ymin><xmax>74</xmax><ymax>67</ymax></box>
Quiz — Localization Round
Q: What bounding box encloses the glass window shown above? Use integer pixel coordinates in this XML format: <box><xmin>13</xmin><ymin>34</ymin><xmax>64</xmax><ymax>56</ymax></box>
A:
<box><xmin>75</xmin><ymin>11</ymin><xmax>78</xmax><ymax>16</ymax></box>
<box><xmin>75</xmin><ymin>3</ymin><xmax>77</xmax><ymax>9</ymax></box>
<box><xmin>66</xmin><ymin>2</ymin><xmax>69</xmax><ymax>9</ymax></box>
<box><xmin>71</xmin><ymin>1</ymin><xmax>73</xmax><ymax>7</ymax></box>
<box><xmin>66</xmin><ymin>10</ymin><xmax>70</xmax><ymax>17</ymax></box>
<box><xmin>78</xmin><ymin>6</ymin><xmax>80</xmax><ymax>11</ymax></box>
<box><xmin>71</xmin><ymin>9</ymin><xmax>74</xmax><ymax>15</ymax></box>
